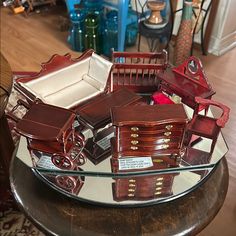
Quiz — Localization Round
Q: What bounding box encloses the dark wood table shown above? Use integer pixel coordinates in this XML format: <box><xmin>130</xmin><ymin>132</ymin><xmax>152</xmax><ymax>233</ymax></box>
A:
<box><xmin>10</xmin><ymin>154</ymin><xmax>229</xmax><ymax>236</ymax></box>
<box><xmin>76</xmin><ymin>88</ymin><xmax>142</xmax><ymax>132</ymax></box>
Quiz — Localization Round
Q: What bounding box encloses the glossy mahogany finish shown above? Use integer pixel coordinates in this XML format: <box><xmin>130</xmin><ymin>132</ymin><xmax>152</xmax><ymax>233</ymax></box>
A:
<box><xmin>112</xmin><ymin>173</ymin><xmax>179</xmax><ymax>202</ymax></box>
<box><xmin>15</xmin><ymin>102</ymin><xmax>85</xmax><ymax>169</ymax></box>
<box><xmin>111</xmin><ymin>104</ymin><xmax>189</xmax><ymax>164</ymax></box>
<box><xmin>14</xmin><ymin>49</ymin><xmax>112</xmax><ymax>107</ymax></box>
<box><xmin>111</xmin><ymin>50</ymin><xmax>168</xmax><ymax>93</ymax></box>
<box><xmin>185</xmin><ymin>97</ymin><xmax>230</xmax><ymax>154</ymax></box>
<box><xmin>76</xmin><ymin>88</ymin><xmax>142</xmax><ymax>131</ymax></box>
<box><xmin>159</xmin><ymin>57</ymin><xmax>215</xmax><ymax>109</ymax></box>
<box><xmin>10</xmin><ymin>155</ymin><xmax>229</xmax><ymax>236</ymax></box>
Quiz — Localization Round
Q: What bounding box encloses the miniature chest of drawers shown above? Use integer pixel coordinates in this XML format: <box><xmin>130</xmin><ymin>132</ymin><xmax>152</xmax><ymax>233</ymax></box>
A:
<box><xmin>112</xmin><ymin>172</ymin><xmax>179</xmax><ymax>202</ymax></box>
<box><xmin>111</xmin><ymin>104</ymin><xmax>189</xmax><ymax>165</ymax></box>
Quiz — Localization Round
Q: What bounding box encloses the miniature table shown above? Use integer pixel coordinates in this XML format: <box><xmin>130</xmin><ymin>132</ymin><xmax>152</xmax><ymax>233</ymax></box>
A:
<box><xmin>10</xmin><ymin>153</ymin><xmax>228</xmax><ymax>236</ymax></box>
<box><xmin>76</xmin><ymin>88</ymin><xmax>142</xmax><ymax>132</ymax></box>
<box><xmin>76</xmin><ymin>88</ymin><xmax>142</xmax><ymax>164</ymax></box>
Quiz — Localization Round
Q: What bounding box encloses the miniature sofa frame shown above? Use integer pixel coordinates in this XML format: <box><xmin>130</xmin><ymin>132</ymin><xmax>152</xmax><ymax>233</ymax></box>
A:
<box><xmin>14</xmin><ymin>49</ymin><xmax>113</xmax><ymax>109</ymax></box>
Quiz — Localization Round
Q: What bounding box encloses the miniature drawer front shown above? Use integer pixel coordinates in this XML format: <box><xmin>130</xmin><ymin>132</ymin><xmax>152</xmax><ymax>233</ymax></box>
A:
<box><xmin>119</xmin><ymin>123</ymin><xmax>185</xmax><ymax>134</ymax></box>
<box><xmin>119</xmin><ymin>130</ymin><xmax>184</xmax><ymax>138</ymax></box>
<box><xmin>118</xmin><ymin>137</ymin><xmax>182</xmax><ymax>148</ymax></box>
<box><xmin>112</xmin><ymin>174</ymin><xmax>177</xmax><ymax>201</ymax></box>
<box><xmin>118</xmin><ymin>142</ymin><xmax>181</xmax><ymax>152</ymax></box>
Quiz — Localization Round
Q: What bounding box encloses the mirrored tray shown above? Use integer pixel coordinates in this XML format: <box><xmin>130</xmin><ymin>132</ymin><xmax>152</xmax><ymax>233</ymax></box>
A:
<box><xmin>16</xmin><ymin>106</ymin><xmax>228</xmax><ymax>207</ymax></box>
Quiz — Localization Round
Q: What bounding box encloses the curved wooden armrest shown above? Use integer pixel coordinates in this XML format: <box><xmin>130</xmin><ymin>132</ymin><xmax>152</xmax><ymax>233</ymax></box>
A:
<box><xmin>195</xmin><ymin>97</ymin><xmax>230</xmax><ymax>127</ymax></box>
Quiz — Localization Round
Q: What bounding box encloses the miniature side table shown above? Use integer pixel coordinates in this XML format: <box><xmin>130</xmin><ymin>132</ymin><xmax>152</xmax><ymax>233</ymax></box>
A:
<box><xmin>76</xmin><ymin>88</ymin><xmax>142</xmax><ymax>164</ymax></box>
<box><xmin>76</xmin><ymin>88</ymin><xmax>142</xmax><ymax>132</ymax></box>
<box><xmin>10</xmin><ymin>155</ymin><xmax>229</xmax><ymax>236</ymax></box>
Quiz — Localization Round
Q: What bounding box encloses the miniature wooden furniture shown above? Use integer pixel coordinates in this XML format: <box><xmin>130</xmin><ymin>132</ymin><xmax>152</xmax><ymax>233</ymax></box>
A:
<box><xmin>112</xmin><ymin>173</ymin><xmax>179</xmax><ymax>202</ymax></box>
<box><xmin>185</xmin><ymin>97</ymin><xmax>230</xmax><ymax>154</ymax></box>
<box><xmin>111</xmin><ymin>104</ymin><xmax>189</xmax><ymax>166</ymax></box>
<box><xmin>15</xmin><ymin>102</ymin><xmax>86</xmax><ymax>170</ymax></box>
<box><xmin>159</xmin><ymin>56</ymin><xmax>215</xmax><ymax>109</ymax></box>
<box><xmin>76</xmin><ymin>88</ymin><xmax>142</xmax><ymax>164</ymax></box>
<box><xmin>47</xmin><ymin>173</ymin><xmax>84</xmax><ymax>195</ymax></box>
<box><xmin>10</xmin><ymin>151</ymin><xmax>229</xmax><ymax>235</ymax></box>
<box><xmin>111</xmin><ymin>50</ymin><xmax>168</xmax><ymax>93</ymax></box>
<box><xmin>14</xmin><ymin>49</ymin><xmax>113</xmax><ymax>109</ymax></box>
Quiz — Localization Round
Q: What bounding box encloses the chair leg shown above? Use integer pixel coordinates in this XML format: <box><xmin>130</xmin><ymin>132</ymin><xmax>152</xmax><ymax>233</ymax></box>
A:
<box><xmin>210</xmin><ymin>137</ymin><xmax>218</xmax><ymax>154</ymax></box>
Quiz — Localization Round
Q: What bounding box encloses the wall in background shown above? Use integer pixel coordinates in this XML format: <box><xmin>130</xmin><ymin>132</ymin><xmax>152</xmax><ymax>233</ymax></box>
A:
<box><xmin>208</xmin><ymin>0</ymin><xmax>236</xmax><ymax>55</ymax></box>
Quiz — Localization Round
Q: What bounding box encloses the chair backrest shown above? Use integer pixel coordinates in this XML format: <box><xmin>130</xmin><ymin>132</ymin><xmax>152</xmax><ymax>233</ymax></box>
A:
<box><xmin>194</xmin><ymin>97</ymin><xmax>230</xmax><ymax>128</ymax></box>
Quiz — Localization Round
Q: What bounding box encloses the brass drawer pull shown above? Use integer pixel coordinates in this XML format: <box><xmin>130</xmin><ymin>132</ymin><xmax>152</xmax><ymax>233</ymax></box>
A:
<box><xmin>156</xmin><ymin>187</ymin><xmax>162</xmax><ymax>191</ymax></box>
<box><xmin>165</xmin><ymin>125</ymin><xmax>173</xmax><ymax>130</ymax></box>
<box><xmin>153</xmin><ymin>159</ymin><xmax>163</xmax><ymax>163</ymax></box>
<box><xmin>131</xmin><ymin>127</ymin><xmax>139</xmax><ymax>131</ymax></box>
<box><xmin>129</xmin><ymin>179</ymin><xmax>136</xmax><ymax>183</ymax></box>
<box><xmin>131</xmin><ymin>140</ymin><xmax>139</xmax><ymax>145</ymax></box>
<box><xmin>131</xmin><ymin>146</ymin><xmax>138</xmax><ymax>150</ymax></box>
<box><xmin>156</xmin><ymin>177</ymin><xmax>164</xmax><ymax>181</ymax></box>
<box><xmin>131</xmin><ymin>133</ymin><xmax>139</xmax><ymax>138</ymax></box>
<box><xmin>155</xmin><ymin>191</ymin><xmax>162</xmax><ymax>195</ymax></box>
<box><xmin>128</xmin><ymin>189</ymin><xmax>135</xmax><ymax>192</ymax></box>
<box><xmin>129</xmin><ymin>184</ymin><xmax>136</xmax><ymax>187</ymax></box>
<box><xmin>160</xmin><ymin>144</ymin><xmax>169</xmax><ymax>149</ymax></box>
<box><xmin>128</xmin><ymin>193</ymin><xmax>135</xmax><ymax>197</ymax></box>
<box><xmin>156</xmin><ymin>182</ymin><xmax>163</xmax><ymax>186</ymax></box>
<box><xmin>161</xmin><ymin>138</ymin><xmax>170</xmax><ymax>143</ymax></box>
<box><xmin>164</xmin><ymin>131</ymin><xmax>171</xmax><ymax>136</ymax></box>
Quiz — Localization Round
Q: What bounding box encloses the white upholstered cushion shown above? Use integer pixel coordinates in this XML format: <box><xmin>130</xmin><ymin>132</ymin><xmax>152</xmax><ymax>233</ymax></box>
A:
<box><xmin>20</xmin><ymin>58</ymin><xmax>90</xmax><ymax>98</ymax></box>
<box><xmin>88</xmin><ymin>53</ymin><xmax>113</xmax><ymax>90</ymax></box>
<box><xmin>19</xmin><ymin>53</ymin><xmax>113</xmax><ymax>109</ymax></box>
<box><xmin>43</xmin><ymin>80</ymin><xmax>101</xmax><ymax>109</ymax></box>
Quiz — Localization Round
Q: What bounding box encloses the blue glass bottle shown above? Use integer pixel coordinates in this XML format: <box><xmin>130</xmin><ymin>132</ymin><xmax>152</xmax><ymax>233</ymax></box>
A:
<box><xmin>103</xmin><ymin>10</ymin><xmax>118</xmax><ymax>57</ymax></box>
<box><xmin>125</xmin><ymin>3</ymin><xmax>138</xmax><ymax>47</ymax></box>
<box><xmin>68</xmin><ymin>10</ymin><xmax>85</xmax><ymax>52</ymax></box>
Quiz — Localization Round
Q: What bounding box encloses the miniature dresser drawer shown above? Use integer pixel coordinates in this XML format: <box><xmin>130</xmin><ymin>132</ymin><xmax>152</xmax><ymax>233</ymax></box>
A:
<box><xmin>119</xmin><ymin>123</ymin><xmax>185</xmax><ymax>133</ymax></box>
<box><xmin>112</xmin><ymin>173</ymin><xmax>178</xmax><ymax>201</ymax></box>
<box><xmin>111</xmin><ymin>104</ymin><xmax>189</xmax><ymax>166</ymax></box>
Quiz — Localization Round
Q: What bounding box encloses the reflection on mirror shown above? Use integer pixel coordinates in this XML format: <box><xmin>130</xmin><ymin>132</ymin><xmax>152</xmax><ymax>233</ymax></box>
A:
<box><xmin>12</xmin><ymin>52</ymin><xmax>229</xmax><ymax>207</ymax></box>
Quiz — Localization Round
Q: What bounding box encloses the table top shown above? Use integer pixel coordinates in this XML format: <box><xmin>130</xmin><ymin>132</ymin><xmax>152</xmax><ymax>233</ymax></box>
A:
<box><xmin>0</xmin><ymin>53</ymin><xmax>13</xmax><ymax>116</ymax></box>
<box><xmin>16</xmin><ymin>102</ymin><xmax>76</xmax><ymax>141</ymax></box>
<box><xmin>77</xmin><ymin>88</ymin><xmax>142</xmax><ymax>130</ymax></box>
<box><xmin>10</xmin><ymin>153</ymin><xmax>229</xmax><ymax>236</ymax></box>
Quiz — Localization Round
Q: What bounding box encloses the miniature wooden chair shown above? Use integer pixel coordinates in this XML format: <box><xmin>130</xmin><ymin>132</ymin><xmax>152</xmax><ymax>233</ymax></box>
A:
<box><xmin>185</xmin><ymin>97</ymin><xmax>230</xmax><ymax>154</ymax></box>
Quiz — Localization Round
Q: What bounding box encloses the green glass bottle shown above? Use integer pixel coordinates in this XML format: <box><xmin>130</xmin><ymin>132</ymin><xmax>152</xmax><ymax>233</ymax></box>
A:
<box><xmin>84</xmin><ymin>13</ymin><xmax>101</xmax><ymax>54</ymax></box>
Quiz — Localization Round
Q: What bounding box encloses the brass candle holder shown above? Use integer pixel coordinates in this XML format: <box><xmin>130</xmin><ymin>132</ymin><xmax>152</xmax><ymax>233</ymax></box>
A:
<box><xmin>144</xmin><ymin>1</ymin><xmax>167</xmax><ymax>29</ymax></box>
